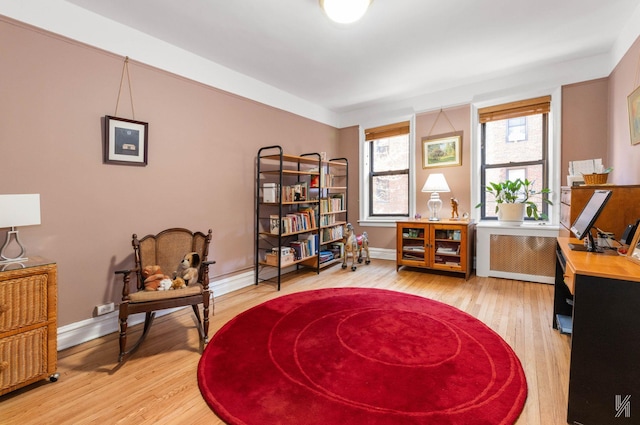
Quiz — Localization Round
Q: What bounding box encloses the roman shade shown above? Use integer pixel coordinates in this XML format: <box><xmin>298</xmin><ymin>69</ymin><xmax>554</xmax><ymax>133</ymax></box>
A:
<box><xmin>478</xmin><ymin>96</ymin><xmax>551</xmax><ymax>123</ymax></box>
<box><xmin>365</xmin><ymin>121</ymin><xmax>410</xmax><ymax>140</ymax></box>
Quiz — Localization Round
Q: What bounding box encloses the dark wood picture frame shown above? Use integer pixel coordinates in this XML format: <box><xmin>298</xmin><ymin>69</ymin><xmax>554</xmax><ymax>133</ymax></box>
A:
<box><xmin>104</xmin><ymin>115</ymin><xmax>148</xmax><ymax>166</ymax></box>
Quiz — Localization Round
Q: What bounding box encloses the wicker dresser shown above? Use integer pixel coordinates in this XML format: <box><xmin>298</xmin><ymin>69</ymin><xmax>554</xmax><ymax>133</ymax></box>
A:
<box><xmin>0</xmin><ymin>257</ymin><xmax>58</xmax><ymax>396</ymax></box>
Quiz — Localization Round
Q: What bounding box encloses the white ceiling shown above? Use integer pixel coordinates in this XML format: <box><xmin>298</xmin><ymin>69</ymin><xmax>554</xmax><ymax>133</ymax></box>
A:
<box><xmin>3</xmin><ymin>0</ymin><xmax>640</xmax><ymax>126</ymax></box>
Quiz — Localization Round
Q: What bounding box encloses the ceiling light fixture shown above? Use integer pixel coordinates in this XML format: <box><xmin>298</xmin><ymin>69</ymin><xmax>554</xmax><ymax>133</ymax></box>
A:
<box><xmin>320</xmin><ymin>0</ymin><xmax>371</xmax><ymax>24</ymax></box>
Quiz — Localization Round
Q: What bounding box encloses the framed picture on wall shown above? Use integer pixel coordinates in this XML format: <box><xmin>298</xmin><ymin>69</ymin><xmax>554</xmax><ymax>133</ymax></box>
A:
<box><xmin>627</xmin><ymin>85</ymin><xmax>640</xmax><ymax>145</ymax></box>
<box><xmin>103</xmin><ymin>115</ymin><xmax>148</xmax><ymax>166</ymax></box>
<box><xmin>422</xmin><ymin>131</ymin><xmax>462</xmax><ymax>168</ymax></box>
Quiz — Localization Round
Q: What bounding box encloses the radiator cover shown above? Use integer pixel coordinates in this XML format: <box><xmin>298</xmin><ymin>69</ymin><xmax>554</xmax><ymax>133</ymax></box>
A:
<box><xmin>489</xmin><ymin>234</ymin><xmax>556</xmax><ymax>277</ymax></box>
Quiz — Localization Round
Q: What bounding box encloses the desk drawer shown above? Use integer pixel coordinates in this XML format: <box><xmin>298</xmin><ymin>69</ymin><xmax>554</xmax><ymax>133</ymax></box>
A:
<box><xmin>564</xmin><ymin>262</ymin><xmax>575</xmax><ymax>294</ymax></box>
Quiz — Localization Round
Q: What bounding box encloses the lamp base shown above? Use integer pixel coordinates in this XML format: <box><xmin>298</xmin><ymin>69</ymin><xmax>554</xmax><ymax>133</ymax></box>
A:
<box><xmin>427</xmin><ymin>194</ymin><xmax>443</xmax><ymax>221</ymax></box>
<box><xmin>0</xmin><ymin>257</ymin><xmax>29</xmax><ymax>265</ymax></box>
<box><xmin>0</xmin><ymin>228</ymin><xmax>29</xmax><ymax>264</ymax></box>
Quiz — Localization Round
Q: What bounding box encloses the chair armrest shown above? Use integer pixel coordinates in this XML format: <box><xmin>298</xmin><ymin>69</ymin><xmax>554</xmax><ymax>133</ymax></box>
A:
<box><xmin>200</xmin><ymin>260</ymin><xmax>215</xmax><ymax>291</ymax></box>
<box><xmin>115</xmin><ymin>267</ymin><xmax>140</xmax><ymax>300</ymax></box>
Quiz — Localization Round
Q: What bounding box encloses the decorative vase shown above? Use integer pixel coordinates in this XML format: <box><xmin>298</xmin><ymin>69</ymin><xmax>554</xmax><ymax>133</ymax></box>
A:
<box><xmin>497</xmin><ymin>203</ymin><xmax>525</xmax><ymax>225</ymax></box>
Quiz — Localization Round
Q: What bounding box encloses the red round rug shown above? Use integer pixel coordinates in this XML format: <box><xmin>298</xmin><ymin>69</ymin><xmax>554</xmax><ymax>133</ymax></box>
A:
<box><xmin>198</xmin><ymin>288</ymin><xmax>527</xmax><ymax>424</ymax></box>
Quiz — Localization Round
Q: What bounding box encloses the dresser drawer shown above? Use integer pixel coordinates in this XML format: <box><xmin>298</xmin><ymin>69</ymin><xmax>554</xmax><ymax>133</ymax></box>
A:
<box><xmin>0</xmin><ymin>327</ymin><xmax>48</xmax><ymax>392</ymax></box>
<box><xmin>0</xmin><ymin>273</ymin><xmax>48</xmax><ymax>333</ymax></box>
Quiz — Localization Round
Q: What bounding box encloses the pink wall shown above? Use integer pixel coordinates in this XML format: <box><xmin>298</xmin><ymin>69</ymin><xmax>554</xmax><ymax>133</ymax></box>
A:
<box><xmin>561</xmin><ymin>78</ymin><xmax>609</xmax><ymax>185</ymax></box>
<box><xmin>415</xmin><ymin>106</ymin><xmax>472</xmax><ymax>219</ymax></box>
<box><xmin>0</xmin><ymin>18</ymin><xmax>339</xmax><ymax>326</ymax></box>
<box><xmin>609</xmin><ymin>36</ymin><xmax>640</xmax><ymax>184</ymax></box>
<box><xmin>337</xmin><ymin>106</ymin><xmax>471</xmax><ymax>251</ymax></box>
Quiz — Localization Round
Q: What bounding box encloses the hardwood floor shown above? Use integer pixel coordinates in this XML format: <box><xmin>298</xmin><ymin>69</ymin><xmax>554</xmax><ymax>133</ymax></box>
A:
<box><xmin>0</xmin><ymin>260</ymin><xmax>571</xmax><ymax>424</ymax></box>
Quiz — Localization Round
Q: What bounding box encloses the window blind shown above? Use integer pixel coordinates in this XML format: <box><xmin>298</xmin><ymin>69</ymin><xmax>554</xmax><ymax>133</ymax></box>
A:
<box><xmin>478</xmin><ymin>96</ymin><xmax>551</xmax><ymax>123</ymax></box>
<box><xmin>364</xmin><ymin>121</ymin><xmax>410</xmax><ymax>141</ymax></box>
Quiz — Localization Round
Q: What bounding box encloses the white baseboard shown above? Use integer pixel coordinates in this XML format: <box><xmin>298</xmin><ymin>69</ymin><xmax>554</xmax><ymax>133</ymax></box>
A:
<box><xmin>57</xmin><ymin>270</ymin><xmax>254</xmax><ymax>351</ymax></box>
<box><xmin>57</xmin><ymin>251</ymin><xmax>395</xmax><ymax>351</ymax></box>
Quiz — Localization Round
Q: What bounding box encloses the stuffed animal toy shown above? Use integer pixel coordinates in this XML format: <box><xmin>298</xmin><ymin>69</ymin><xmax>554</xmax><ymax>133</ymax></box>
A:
<box><xmin>142</xmin><ymin>265</ymin><xmax>171</xmax><ymax>291</ymax></box>
<box><xmin>157</xmin><ymin>277</ymin><xmax>173</xmax><ymax>291</ymax></box>
<box><xmin>171</xmin><ymin>276</ymin><xmax>186</xmax><ymax>290</ymax></box>
<box><xmin>174</xmin><ymin>252</ymin><xmax>200</xmax><ymax>285</ymax></box>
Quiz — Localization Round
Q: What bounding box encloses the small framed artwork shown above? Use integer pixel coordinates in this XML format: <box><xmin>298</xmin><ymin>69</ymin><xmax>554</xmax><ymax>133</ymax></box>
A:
<box><xmin>628</xmin><ymin>85</ymin><xmax>640</xmax><ymax>145</ymax></box>
<box><xmin>626</xmin><ymin>227</ymin><xmax>640</xmax><ymax>266</ymax></box>
<box><xmin>422</xmin><ymin>131</ymin><xmax>462</xmax><ymax>168</ymax></box>
<box><xmin>104</xmin><ymin>115</ymin><xmax>148</xmax><ymax>166</ymax></box>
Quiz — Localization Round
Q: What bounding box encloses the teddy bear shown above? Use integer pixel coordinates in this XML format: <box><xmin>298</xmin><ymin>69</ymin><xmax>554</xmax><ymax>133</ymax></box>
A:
<box><xmin>142</xmin><ymin>265</ymin><xmax>172</xmax><ymax>291</ymax></box>
<box><xmin>174</xmin><ymin>252</ymin><xmax>200</xmax><ymax>285</ymax></box>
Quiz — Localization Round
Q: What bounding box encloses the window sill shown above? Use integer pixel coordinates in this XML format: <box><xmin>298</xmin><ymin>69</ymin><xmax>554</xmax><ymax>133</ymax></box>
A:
<box><xmin>358</xmin><ymin>218</ymin><xmax>404</xmax><ymax>228</ymax></box>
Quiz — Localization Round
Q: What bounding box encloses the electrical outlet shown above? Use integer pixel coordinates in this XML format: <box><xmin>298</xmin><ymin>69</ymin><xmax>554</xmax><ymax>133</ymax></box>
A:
<box><xmin>96</xmin><ymin>302</ymin><xmax>115</xmax><ymax>316</ymax></box>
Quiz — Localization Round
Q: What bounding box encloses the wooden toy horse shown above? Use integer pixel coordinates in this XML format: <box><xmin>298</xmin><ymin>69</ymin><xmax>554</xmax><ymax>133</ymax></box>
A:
<box><xmin>342</xmin><ymin>223</ymin><xmax>370</xmax><ymax>271</ymax></box>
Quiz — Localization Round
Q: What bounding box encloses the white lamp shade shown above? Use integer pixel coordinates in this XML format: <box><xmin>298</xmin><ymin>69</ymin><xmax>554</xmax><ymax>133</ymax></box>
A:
<box><xmin>320</xmin><ymin>0</ymin><xmax>371</xmax><ymax>24</ymax></box>
<box><xmin>421</xmin><ymin>174</ymin><xmax>451</xmax><ymax>193</ymax></box>
<box><xmin>0</xmin><ymin>194</ymin><xmax>41</xmax><ymax>228</ymax></box>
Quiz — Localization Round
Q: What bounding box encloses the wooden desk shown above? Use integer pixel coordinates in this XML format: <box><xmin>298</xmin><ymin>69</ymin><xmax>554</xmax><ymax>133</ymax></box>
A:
<box><xmin>555</xmin><ymin>237</ymin><xmax>640</xmax><ymax>424</ymax></box>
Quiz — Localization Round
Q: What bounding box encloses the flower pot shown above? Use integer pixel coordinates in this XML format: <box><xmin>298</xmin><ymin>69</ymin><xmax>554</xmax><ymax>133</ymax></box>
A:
<box><xmin>497</xmin><ymin>203</ymin><xmax>525</xmax><ymax>225</ymax></box>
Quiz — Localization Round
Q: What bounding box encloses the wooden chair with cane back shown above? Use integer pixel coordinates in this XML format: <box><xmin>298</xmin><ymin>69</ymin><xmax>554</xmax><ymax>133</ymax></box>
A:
<box><xmin>115</xmin><ymin>228</ymin><xmax>214</xmax><ymax>362</ymax></box>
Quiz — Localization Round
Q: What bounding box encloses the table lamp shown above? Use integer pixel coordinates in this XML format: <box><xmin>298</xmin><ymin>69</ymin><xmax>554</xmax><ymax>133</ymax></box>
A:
<box><xmin>0</xmin><ymin>194</ymin><xmax>41</xmax><ymax>263</ymax></box>
<box><xmin>421</xmin><ymin>174</ymin><xmax>450</xmax><ymax>221</ymax></box>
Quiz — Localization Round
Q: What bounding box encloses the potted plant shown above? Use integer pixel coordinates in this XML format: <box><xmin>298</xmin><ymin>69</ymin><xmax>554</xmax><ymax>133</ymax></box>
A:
<box><xmin>480</xmin><ymin>178</ymin><xmax>552</xmax><ymax>223</ymax></box>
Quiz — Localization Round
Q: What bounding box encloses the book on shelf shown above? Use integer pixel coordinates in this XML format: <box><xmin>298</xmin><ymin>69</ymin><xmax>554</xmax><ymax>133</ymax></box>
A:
<box><xmin>298</xmin><ymin>207</ymin><xmax>317</xmax><ymax>229</ymax></box>
<box><xmin>289</xmin><ymin>234</ymin><xmax>318</xmax><ymax>260</ymax></box>
<box><xmin>330</xmin><ymin>241</ymin><xmax>344</xmax><ymax>258</ymax></box>
<box><xmin>320</xmin><ymin>193</ymin><xmax>345</xmax><ymax>214</ymax></box>
<box><xmin>282</xmin><ymin>181</ymin><xmax>309</xmax><ymax>202</ymax></box>
<box><xmin>319</xmin><ymin>250</ymin><xmax>334</xmax><ymax>263</ymax></box>
<box><xmin>403</xmin><ymin>246</ymin><xmax>425</xmax><ymax>252</ymax></box>
<box><xmin>321</xmin><ymin>225</ymin><xmax>343</xmax><ymax>242</ymax></box>
<box><xmin>270</xmin><ymin>215</ymin><xmax>281</xmax><ymax>234</ymax></box>
<box><xmin>436</xmin><ymin>247</ymin><xmax>458</xmax><ymax>255</ymax></box>
<box><xmin>403</xmin><ymin>254</ymin><xmax>424</xmax><ymax>260</ymax></box>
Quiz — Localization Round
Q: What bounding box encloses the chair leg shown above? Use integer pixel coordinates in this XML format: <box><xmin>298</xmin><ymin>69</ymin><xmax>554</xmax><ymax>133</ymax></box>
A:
<box><xmin>203</xmin><ymin>295</ymin><xmax>210</xmax><ymax>344</ymax></box>
<box><xmin>192</xmin><ymin>305</ymin><xmax>204</xmax><ymax>339</ymax></box>
<box><xmin>119</xmin><ymin>311</ymin><xmax>156</xmax><ymax>362</ymax></box>
<box><xmin>119</xmin><ymin>314</ymin><xmax>128</xmax><ymax>362</ymax></box>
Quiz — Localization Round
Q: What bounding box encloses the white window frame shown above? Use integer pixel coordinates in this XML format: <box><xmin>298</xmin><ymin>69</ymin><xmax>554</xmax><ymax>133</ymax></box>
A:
<box><xmin>470</xmin><ymin>90</ymin><xmax>561</xmax><ymax>225</ymax></box>
<box><xmin>359</xmin><ymin>115</ymin><xmax>416</xmax><ymax>227</ymax></box>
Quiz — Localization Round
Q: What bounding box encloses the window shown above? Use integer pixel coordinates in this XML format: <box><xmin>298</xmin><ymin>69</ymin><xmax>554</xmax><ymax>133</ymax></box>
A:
<box><xmin>506</xmin><ymin>117</ymin><xmax>527</xmax><ymax>142</ymax></box>
<box><xmin>361</xmin><ymin>121</ymin><xmax>412</xmax><ymax>221</ymax></box>
<box><xmin>478</xmin><ymin>96</ymin><xmax>551</xmax><ymax>220</ymax></box>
